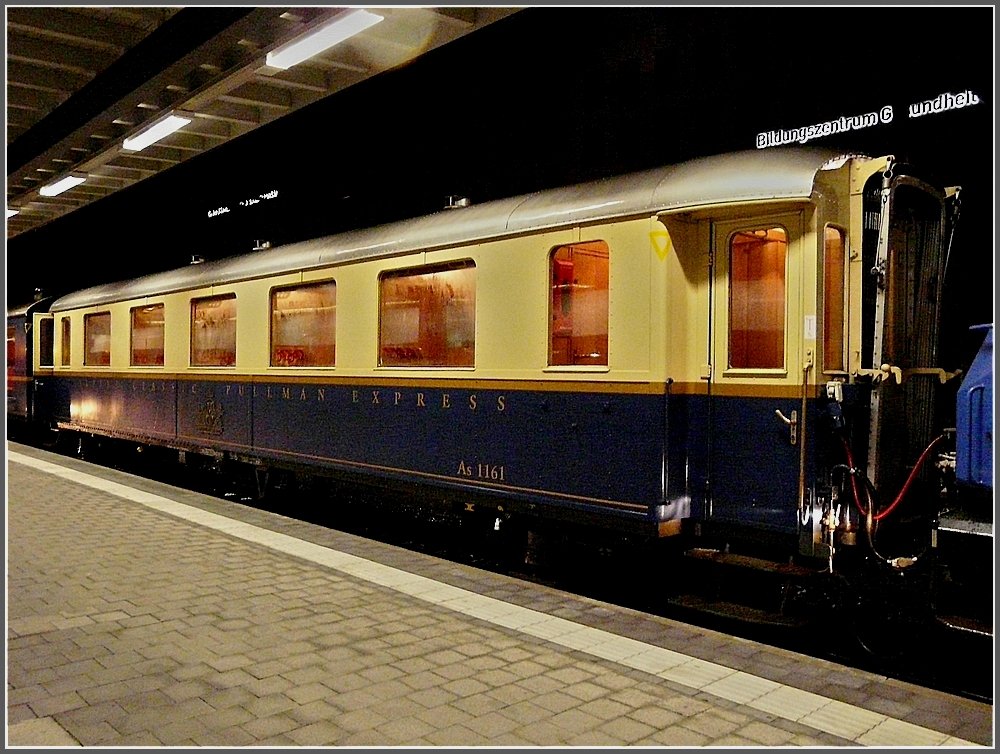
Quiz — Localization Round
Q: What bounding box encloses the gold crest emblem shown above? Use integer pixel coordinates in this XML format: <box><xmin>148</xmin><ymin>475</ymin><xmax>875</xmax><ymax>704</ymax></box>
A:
<box><xmin>195</xmin><ymin>399</ymin><xmax>224</xmax><ymax>435</ymax></box>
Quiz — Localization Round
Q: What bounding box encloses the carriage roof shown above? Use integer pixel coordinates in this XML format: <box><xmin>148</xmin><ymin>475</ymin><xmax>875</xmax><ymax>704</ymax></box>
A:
<box><xmin>50</xmin><ymin>147</ymin><xmax>850</xmax><ymax>312</ymax></box>
<box><xmin>7</xmin><ymin>297</ymin><xmax>54</xmax><ymax>319</ymax></box>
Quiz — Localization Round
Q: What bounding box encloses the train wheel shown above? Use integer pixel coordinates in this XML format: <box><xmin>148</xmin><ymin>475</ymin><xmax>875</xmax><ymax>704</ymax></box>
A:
<box><xmin>31</xmin><ymin>420</ymin><xmax>61</xmax><ymax>449</ymax></box>
<box><xmin>74</xmin><ymin>433</ymin><xmax>104</xmax><ymax>463</ymax></box>
<box><xmin>847</xmin><ymin>574</ymin><xmax>933</xmax><ymax>666</ymax></box>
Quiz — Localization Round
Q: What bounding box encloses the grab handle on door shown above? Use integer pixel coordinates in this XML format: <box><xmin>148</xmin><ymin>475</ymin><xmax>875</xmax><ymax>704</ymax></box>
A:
<box><xmin>775</xmin><ymin>409</ymin><xmax>798</xmax><ymax>445</ymax></box>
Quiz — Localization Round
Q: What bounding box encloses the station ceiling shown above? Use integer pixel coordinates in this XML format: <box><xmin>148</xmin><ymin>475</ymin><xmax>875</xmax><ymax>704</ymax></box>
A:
<box><xmin>5</xmin><ymin>6</ymin><xmax>517</xmax><ymax>240</ymax></box>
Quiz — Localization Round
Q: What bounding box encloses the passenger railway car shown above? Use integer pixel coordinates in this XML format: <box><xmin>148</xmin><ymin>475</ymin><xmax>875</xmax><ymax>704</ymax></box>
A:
<box><xmin>8</xmin><ymin>148</ymin><xmax>991</xmax><ymax>640</ymax></box>
<box><xmin>6</xmin><ymin>296</ymin><xmax>52</xmax><ymax>428</ymax></box>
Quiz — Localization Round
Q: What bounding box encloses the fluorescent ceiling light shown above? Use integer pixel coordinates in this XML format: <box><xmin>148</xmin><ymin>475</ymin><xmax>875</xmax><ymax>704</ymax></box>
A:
<box><xmin>122</xmin><ymin>113</ymin><xmax>192</xmax><ymax>152</ymax></box>
<box><xmin>39</xmin><ymin>175</ymin><xmax>87</xmax><ymax>197</ymax></box>
<box><xmin>266</xmin><ymin>9</ymin><xmax>384</xmax><ymax>70</ymax></box>
<box><xmin>6</xmin><ymin>208</ymin><xmax>19</xmax><ymax>219</ymax></box>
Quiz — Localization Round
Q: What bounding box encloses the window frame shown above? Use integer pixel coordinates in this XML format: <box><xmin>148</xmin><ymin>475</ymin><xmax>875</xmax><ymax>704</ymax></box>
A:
<box><xmin>546</xmin><ymin>240</ymin><xmax>611</xmax><ymax>370</ymax></box>
<box><xmin>38</xmin><ymin>317</ymin><xmax>54</xmax><ymax>367</ymax></box>
<box><xmin>190</xmin><ymin>293</ymin><xmax>237</xmax><ymax>367</ymax></box>
<box><xmin>130</xmin><ymin>303</ymin><xmax>165</xmax><ymax>367</ymax></box>
<box><xmin>377</xmin><ymin>259</ymin><xmax>477</xmax><ymax>369</ymax></box>
<box><xmin>6</xmin><ymin>325</ymin><xmax>15</xmax><ymax>372</ymax></box>
<box><xmin>83</xmin><ymin>311</ymin><xmax>112</xmax><ymax>367</ymax></box>
<box><xmin>725</xmin><ymin>225</ymin><xmax>789</xmax><ymax>372</ymax></box>
<box><xmin>60</xmin><ymin>317</ymin><xmax>71</xmax><ymax>366</ymax></box>
<box><xmin>269</xmin><ymin>279</ymin><xmax>338</xmax><ymax>368</ymax></box>
<box><xmin>822</xmin><ymin>224</ymin><xmax>849</xmax><ymax>374</ymax></box>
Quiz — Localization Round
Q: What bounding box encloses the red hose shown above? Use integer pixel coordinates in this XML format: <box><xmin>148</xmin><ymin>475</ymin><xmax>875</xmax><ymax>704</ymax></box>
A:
<box><xmin>839</xmin><ymin>434</ymin><xmax>946</xmax><ymax>521</ymax></box>
<box><xmin>872</xmin><ymin>434</ymin><xmax>946</xmax><ymax>521</ymax></box>
<box><xmin>840</xmin><ymin>437</ymin><xmax>870</xmax><ymax>517</ymax></box>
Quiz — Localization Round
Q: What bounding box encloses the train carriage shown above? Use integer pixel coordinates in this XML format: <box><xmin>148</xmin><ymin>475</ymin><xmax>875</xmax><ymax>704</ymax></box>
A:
<box><xmin>11</xmin><ymin>149</ymin><xmax>988</xmax><ymax>630</ymax></box>
<box><xmin>6</xmin><ymin>296</ymin><xmax>53</xmax><ymax>426</ymax></box>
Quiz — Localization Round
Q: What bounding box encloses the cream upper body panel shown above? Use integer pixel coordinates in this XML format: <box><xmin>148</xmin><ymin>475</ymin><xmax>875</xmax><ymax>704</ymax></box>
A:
<box><xmin>46</xmin><ymin>149</ymin><xmax>875</xmax><ymax>387</ymax></box>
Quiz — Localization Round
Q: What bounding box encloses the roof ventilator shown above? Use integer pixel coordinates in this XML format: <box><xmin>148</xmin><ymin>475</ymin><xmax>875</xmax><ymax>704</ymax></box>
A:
<box><xmin>444</xmin><ymin>195</ymin><xmax>470</xmax><ymax>210</ymax></box>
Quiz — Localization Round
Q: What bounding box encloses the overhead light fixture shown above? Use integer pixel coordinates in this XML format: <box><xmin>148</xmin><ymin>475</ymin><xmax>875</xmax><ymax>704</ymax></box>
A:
<box><xmin>122</xmin><ymin>113</ymin><xmax>192</xmax><ymax>152</ymax></box>
<box><xmin>39</xmin><ymin>175</ymin><xmax>87</xmax><ymax>197</ymax></box>
<box><xmin>6</xmin><ymin>208</ymin><xmax>19</xmax><ymax>219</ymax></box>
<box><xmin>265</xmin><ymin>9</ymin><xmax>384</xmax><ymax>70</ymax></box>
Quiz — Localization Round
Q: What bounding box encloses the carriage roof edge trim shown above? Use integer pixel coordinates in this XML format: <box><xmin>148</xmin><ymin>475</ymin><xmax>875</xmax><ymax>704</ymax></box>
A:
<box><xmin>49</xmin><ymin>147</ymin><xmax>853</xmax><ymax>312</ymax></box>
<box><xmin>6</xmin><ymin>297</ymin><xmax>55</xmax><ymax>319</ymax></box>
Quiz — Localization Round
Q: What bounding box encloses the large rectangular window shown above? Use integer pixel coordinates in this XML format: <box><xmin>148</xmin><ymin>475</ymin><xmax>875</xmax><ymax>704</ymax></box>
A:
<box><xmin>379</xmin><ymin>261</ymin><xmax>476</xmax><ymax>367</ymax></box>
<box><xmin>60</xmin><ymin>317</ymin><xmax>71</xmax><ymax>366</ymax></box>
<box><xmin>549</xmin><ymin>241</ymin><xmax>609</xmax><ymax>366</ymax></box>
<box><xmin>729</xmin><ymin>227</ymin><xmax>787</xmax><ymax>369</ymax></box>
<box><xmin>84</xmin><ymin>312</ymin><xmax>111</xmax><ymax>366</ymax></box>
<box><xmin>823</xmin><ymin>226</ymin><xmax>848</xmax><ymax>372</ymax></box>
<box><xmin>131</xmin><ymin>304</ymin><xmax>165</xmax><ymax>366</ymax></box>
<box><xmin>191</xmin><ymin>294</ymin><xmax>236</xmax><ymax>366</ymax></box>
<box><xmin>271</xmin><ymin>281</ymin><xmax>337</xmax><ymax>367</ymax></box>
<box><xmin>38</xmin><ymin>318</ymin><xmax>54</xmax><ymax>367</ymax></box>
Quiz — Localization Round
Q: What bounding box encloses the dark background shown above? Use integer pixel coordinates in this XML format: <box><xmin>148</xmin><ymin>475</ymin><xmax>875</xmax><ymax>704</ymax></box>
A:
<box><xmin>6</xmin><ymin>7</ymin><xmax>994</xmax><ymax>346</ymax></box>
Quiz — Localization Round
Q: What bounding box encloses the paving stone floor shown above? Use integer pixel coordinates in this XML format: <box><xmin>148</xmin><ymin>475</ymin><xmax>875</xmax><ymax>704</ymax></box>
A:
<box><xmin>7</xmin><ymin>444</ymin><xmax>992</xmax><ymax>747</ymax></box>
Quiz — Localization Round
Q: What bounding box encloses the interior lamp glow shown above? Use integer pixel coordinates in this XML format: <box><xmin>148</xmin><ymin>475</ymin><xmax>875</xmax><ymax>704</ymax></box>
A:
<box><xmin>266</xmin><ymin>9</ymin><xmax>384</xmax><ymax>70</ymax></box>
<box><xmin>39</xmin><ymin>175</ymin><xmax>87</xmax><ymax>197</ymax></box>
<box><xmin>6</xmin><ymin>208</ymin><xmax>19</xmax><ymax>218</ymax></box>
<box><xmin>122</xmin><ymin>114</ymin><xmax>192</xmax><ymax>152</ymax></box>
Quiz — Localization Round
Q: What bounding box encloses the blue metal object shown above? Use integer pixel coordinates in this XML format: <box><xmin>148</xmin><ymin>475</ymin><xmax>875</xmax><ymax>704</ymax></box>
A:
<box><xmin>956</xmin><ymin>324</ymin><xmax>993</xmax><ymax>488</ymax></box>
<box><xmin>52</xmin><ymin>369</ymin><xmax>827</xmax><ymax>534</ymax></box>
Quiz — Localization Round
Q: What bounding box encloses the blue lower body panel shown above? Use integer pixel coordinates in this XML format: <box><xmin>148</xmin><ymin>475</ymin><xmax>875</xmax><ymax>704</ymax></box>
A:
<box><xmin>177</xmin><ymin>379</ymin><xmax>251</xmax><ymax>452</ymax></box>
<box><xmin>52</xmin><ymin>374</ymin><xmax>827</xmax><ymax>535</ymax></box>
<box><xmin>249</xmin><ymin>382</ymin><xmax>662</xmax><ymax>521</ymax></box>
<box><xmin>57</xmin><ymin>375</ymin><xmax>666</xmax><ymax>525</ymax></box>
<box><xmin>666</xmin><ymin>392</ymin><xmax>818</xmax><ymax>534</ymax></box>
<box><xmin>57</xmin><ymin>376</ymin><xmax>177</xmax><ymax>443</ymax></box>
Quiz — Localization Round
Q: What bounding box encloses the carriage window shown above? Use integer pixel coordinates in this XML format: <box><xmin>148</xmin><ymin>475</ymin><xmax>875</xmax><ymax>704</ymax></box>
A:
<box><xmin>823</xmin><ymin>226</ymin><xmax>848</xmax><ymax>372</ymax></box>
<box><xmin>6</xmin><ymin>326</ymin><xmax>15</xmax><ymax>400</ymax></box>
<box><xmin>84</xmin><ymin>312</ymin><xmax>111</xmax><ymax>366</ymax></box>
<box><xmin>61</xmin><ymin>317</ymin><xmax>71</xmax><ymax>366</ymax></box>
<box><xmin>271</xmin><ymin>281</ymin><xmax>337</xmax><ymax>367</ymax></box>
<box><xmin>6</xmin><ymin>325</ymin><xmax>15</xmax><ymax>370</ymax></box>
<box><xmin>549</xmin><ymin>241</ymin><xmax>610</xmax><ymax>366</ymax></box>
<box><xmin>191</xmin><ymin>294</ymin><xmax>237</xmax><ymax>366</ymax></box>
<box><xmin>729</xmin><ymin>227</ymin><xmax>786</xmax><ymax>369</ymax></box>
<box><xmin>39</xmin><ymin>318</ymin><xmax>54</xmax><ymax>367</ymax></box>
<box><xmin>379</xmin><ymin>261</ymin><xmax>476</xmax><ymax>367</ymax></box>
<box><xmin>131</xmin><ymin>304</ymin><xmax>165</xmax><ymax>366</ymax></box>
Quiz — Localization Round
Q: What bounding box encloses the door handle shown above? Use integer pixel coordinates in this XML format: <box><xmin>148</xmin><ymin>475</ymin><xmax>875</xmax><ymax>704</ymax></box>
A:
<box><xmin>775</xmin><ymin>409</ymin><xmax>798</xmax><ymax>445</ymax></box>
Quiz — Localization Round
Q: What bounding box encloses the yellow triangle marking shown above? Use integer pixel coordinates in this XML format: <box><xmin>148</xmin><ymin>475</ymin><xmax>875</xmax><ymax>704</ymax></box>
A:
<box><xmin>650</xmin><ymin>230</ymin><xmax>672</xmax><ymax>261</ymax></box>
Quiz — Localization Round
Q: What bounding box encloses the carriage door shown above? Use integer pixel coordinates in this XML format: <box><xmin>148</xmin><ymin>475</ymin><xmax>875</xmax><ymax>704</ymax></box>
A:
<box><xmin>862</xmin><ymin>168</ymin><xmax>949</xmax><ymax>499</ymax></box>
<box><xmin>705</xmin><ymin>213</ymin><xmax>806</xmax><ymax>531</ymax></box>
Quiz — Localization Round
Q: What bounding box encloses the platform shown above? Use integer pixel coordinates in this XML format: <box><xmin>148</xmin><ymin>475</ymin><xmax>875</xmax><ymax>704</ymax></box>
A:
<box><xmin>6</xmin><ymin>442</ymin><xmax>993</xmax><ymax>746</ymax></box>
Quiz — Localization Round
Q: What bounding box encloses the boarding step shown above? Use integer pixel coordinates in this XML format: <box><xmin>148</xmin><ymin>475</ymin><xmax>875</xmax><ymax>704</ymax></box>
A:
<box><xmin>683</xmin><ymin>547</ymin><xmax>816</xmax><ymax>579</ymax></box>
<box><xmin>937</xmin><ymin>614</ymin><xmax>993</xmax><ymax>638</ymax></box>
<box><xmin>676</xmin><ymin>547</ymin><xmax>819</xmax><ymax>624</ymax></box>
